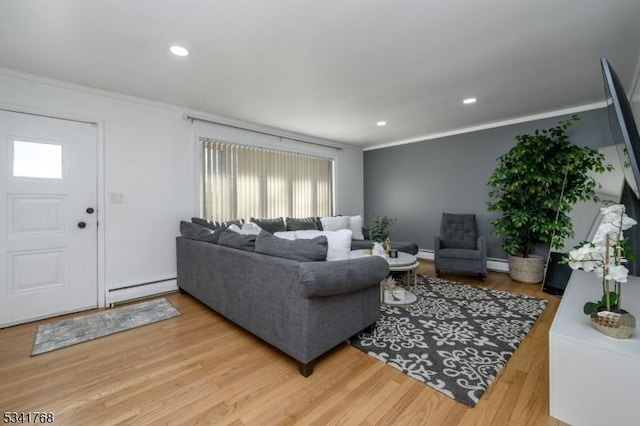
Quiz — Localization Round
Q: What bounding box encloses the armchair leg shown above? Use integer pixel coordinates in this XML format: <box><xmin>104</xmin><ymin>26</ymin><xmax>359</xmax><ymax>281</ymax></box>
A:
<box><xmin>436</xmin><ymin>270</ymin><xmax>441</xmax><ymax>278</ymax></box>
<box><xmin>299</xmin><ymin>361</ymin><xmax>314</xmax><ymax>377</ymax></box>
<box><xmin>480</xmin><ymin>273</ymin><xmax>486</xmax><ymax>281</ymax></box>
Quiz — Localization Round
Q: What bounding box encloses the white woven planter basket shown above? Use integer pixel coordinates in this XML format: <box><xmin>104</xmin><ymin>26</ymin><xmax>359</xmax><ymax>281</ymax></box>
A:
<box><xmin>508</xmin><ymin>254</ymin><xmax>544</xmax><ymax>283</ymax></box>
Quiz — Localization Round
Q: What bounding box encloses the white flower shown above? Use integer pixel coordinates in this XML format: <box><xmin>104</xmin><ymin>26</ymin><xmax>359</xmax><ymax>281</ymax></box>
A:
<box><xmin>607</xmin><ymin>265</ymin><xmax>629</xmax><ymax>283</ymax></box>
<box><xmin>600</xmin><ymin>204</ymin><xmax>624</xmax><ymax>216</ymax></box>
<box><xmin>583</xmin><ymin>260</ymin><xmax>601</xmax><ymax>272</ymax></box>
<box><xmin>598</xmin><ymin>221</ymin><xmax>617</xmax><ymax>235</ymax></box>
<box><xmin>590</xmin><ymin>204</ymin><xmax>636</xmax><ymax>248</ymax></box>
<box><xmin>621</xmin><ymin>214</ymin><xmax>637</xmax><ymax>231</ymax></box>
<box><xmin>567</xmin><ymin>259</ymin><xmax>582</xmax><ymax>270</ymax></box>
<box><xmin>598</xmin><ymin>204</ymin><xmax>636</xmax><ymax>231</ymax></box>
<box><xmin>565</xmin><ymin>204</ymin><xmax>636</xmax><ymax>288</ymax></box>
<box><xmin>567</xmin><ymin>244</ymin><xmax>603</xmax><ymax>271</ymax></box>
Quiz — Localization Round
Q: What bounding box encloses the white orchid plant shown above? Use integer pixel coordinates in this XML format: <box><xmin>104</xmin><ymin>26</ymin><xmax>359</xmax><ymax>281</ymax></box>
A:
<box><xmin>565</xmin><ymin>204</ymin><xmax>637</xmax><ymax>315</ymax></box>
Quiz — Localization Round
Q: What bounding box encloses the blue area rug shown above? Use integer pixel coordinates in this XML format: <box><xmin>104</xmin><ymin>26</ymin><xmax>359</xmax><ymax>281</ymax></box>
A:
<box><xmin>350</xmin><ymin>276</ymin><xmax>547</xmax><ymax>407</ymax></box>
<box><xmin>31</xmin><ymin>298</ymin><xmax>180</xmax><ymax>356</ymax></box>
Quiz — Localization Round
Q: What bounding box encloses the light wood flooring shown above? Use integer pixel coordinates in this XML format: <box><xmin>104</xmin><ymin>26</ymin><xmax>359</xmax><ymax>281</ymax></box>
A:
<box><xmin>0</xmin><ymin>261</ymin><xmax>565</xmax><ymax>425</ymax></box>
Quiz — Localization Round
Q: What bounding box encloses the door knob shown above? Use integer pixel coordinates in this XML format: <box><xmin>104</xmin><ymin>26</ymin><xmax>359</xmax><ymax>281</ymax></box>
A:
<box><xmin>86</xmin><ymin>207</ymin><xmax>94</xmax><ymax>214</ymax></box>
<box><xmin>78</xmin><ymin>221</ymin><xmax>87</xmax><ymax>229</ymax></box>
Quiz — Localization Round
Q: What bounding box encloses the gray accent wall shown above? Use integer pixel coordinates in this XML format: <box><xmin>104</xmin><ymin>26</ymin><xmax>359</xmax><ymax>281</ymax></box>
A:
<box><xmin>364</xmin><ymin>108</ymin><xmax>614</xmax><ymax>261</ymax></box>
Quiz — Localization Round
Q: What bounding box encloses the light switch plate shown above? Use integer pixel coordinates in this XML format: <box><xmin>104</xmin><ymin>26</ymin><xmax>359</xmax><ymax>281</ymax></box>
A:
<box><xmin>109</xmin><ymin>192</ymin><xmax>124</xmax><ymax>204</ymax></box>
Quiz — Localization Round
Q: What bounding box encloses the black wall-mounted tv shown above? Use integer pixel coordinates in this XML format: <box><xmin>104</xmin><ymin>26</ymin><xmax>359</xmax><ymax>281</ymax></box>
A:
<box><xmin>601</xmin><ymin>57</ymin><xmax>640</xmax><ymax>199</ymax></box>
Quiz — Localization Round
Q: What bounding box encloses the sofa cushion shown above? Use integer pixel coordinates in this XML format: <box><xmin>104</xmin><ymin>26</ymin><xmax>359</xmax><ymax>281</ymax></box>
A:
<box><xmin>218</xmin><ymin>230</ymin><xmax>257</xmax><ymax>252</ymax></box>
<box><xmin>180</xmin><ymin>221</ymin><xmax>224</xmax><ymax>243</ymax></box>
<box><xmin>349</xmin><ymin>215</ymin><xmax>364</xmax><ymax>240</ymax></box>
<box><xmin>362</xmin><ymin>227</ymin><xmax>371</xmax><ymax>240</ymax></box>
<box><xmin>295</xmin><ymin>229</ymin><xmax>352</xmax><ymax>261</ymax></box>
<box><xmin>390</xmin><ymin>241</ymin><xmax>419</xmax><ymax>255</ymax></box>
<box><xmin>320</xmin><ymin>216</ymin><xmax>351</xmax><ymax>232</ymax></box>
<box><xmin>286</xmin><ymin>217</ymin><xmax>320</xmax><ymax>231</ymax></box>
<box><xmin>440</xmin><ymin>213</ymin><xmax>478</xmax><ymax>250</ymax></box>
<box><xmin>250</xmin><ymin>217</ymin><xmax>286</xmax><ymax>234</ymax></box>
<box><xmin>255</xmin><ymin>231</ymin><xmax>327</xmax><ymax>262</ymax></box>
<box><xmin>438</xmin><ymin>248</ymin><xmax>482</xmax><ymax>260</ymax></box>
<box><xmin>273</xmin><ymin>231</ymin><xmax>297</xmax><ymax>240</ymax></box>
<box><xmin>442</xmin><ymin>239</ymin><xmax>477</xmax><ymax>250</ymax></box>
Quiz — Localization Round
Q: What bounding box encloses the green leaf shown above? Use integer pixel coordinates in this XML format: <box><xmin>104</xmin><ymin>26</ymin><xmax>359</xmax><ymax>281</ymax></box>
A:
<box><xmin>369</xmin><ymin>216</ymin><xmax>396</xmax><ymax>243</ymax></box>
<box><xmin>601</xmin><ymin>291</ymin><xmax>618</xmax><ymax>308</ymax></box>
<box><xmin>583</xmin><ymin>301</ymin><xmax>601</xmax><ymax>315</ymax></box>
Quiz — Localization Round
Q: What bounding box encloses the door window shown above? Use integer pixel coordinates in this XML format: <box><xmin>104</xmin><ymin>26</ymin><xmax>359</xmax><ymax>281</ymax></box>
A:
<box><xmin>12</xmin><ymin>140</ymin><xmax>63</xmax><ymax>179</ymax></box>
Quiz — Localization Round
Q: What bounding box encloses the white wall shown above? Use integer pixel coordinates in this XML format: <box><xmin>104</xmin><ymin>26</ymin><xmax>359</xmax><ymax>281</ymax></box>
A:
<box><xmin>0</xmin><ymin>69</ymin><xmax>364</xmax><ymax>304</ymax></box>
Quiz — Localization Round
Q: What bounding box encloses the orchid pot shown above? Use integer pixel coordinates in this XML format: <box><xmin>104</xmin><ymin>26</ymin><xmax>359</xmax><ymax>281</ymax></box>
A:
<box><xmin>565</xmin><ymin>204</ymin><xmax>637</xmax><ymax>339</ymax></box>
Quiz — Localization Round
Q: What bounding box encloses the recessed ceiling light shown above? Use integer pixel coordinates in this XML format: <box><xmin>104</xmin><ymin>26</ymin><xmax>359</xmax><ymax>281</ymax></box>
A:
<box><xmin>376</xmin><ymin>121</ymin><xmax>387</xmax><ymax>126</ymax></box>
<box><xmin>463</xmin><ymin>97</ymin><xmax>477</xmax><ymax>104</ymax></box>
<box><xmin>170</xmin><ymin>45</ymin><xmax>190</xmax><ymax>57</ymax></box>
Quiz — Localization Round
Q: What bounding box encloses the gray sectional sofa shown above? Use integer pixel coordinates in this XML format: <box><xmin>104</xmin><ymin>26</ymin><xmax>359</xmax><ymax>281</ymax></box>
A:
<box><xmin>350</xmin><ymin>239</ymin><xmax>418</xmax><ymax>255</ymax></box>
<box><xmin>176</xmin><ymin>234</ymin><xmax>390</xmax><ymax>377</ymax></box>
<box><xmin>191</xmin><ymin>215</ymin><xmax>419</xmax><ymax>255</ymax></box>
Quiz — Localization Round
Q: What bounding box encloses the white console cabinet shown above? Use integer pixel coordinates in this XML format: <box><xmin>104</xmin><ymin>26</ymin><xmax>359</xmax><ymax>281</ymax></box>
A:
<box><xmin>549</xmin><ymin>270</ymin><xmax>640</xmax><ymax>425</ymax></box>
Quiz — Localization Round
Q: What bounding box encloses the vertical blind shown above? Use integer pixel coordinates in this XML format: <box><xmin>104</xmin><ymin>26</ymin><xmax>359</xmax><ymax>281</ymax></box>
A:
<box><xmin>201</xmin><ymin>139</ymin><xmax>334</xmax><ymax>221</ymax></box>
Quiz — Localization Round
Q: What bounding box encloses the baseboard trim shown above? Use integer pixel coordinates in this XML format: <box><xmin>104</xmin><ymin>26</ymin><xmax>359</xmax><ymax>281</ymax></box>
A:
<box><xmin>416</xmin><ymin>250</ymin><xmax>434</xmax><ymax>261</ymax></box>
<box><xmin>417</xmin><ymin>250</ymin><xmax>510</xmax><ymax>273</ymax></box>
<box><xmin>107</xmin><ymin>278</ymin><xmax>178</xmax><ymax>306</ymax></box>
<box><xmin>487</xmin><ymin>259</ymin><xmax>510</xmax><ymax>273</ymax></box>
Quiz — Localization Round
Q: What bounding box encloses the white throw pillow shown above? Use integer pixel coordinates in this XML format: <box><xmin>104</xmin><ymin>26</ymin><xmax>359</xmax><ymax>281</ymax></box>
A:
<box><xmin>295</xmin><ymin>229</ymin><xmax>352</xmax><ymax>261</ymax></box>
<box><xmin>273</xmin><ymin>231</ymin><xmax>297</xmax><ymax>241</ymax></box>
<box><xmin>227</xmin><ymin>224</ymin><xmax>241</xmax><ymax>233</ymax></box>
<box><xmin>228</xmin><ymin>222</ymin><xmax>261</xmax><ymax>235</ymax></box>
<box><xmin>349</xmin><ymin>215</ymin><xmax>364</xmax><ymax>240</ymax></box>
<box><xmin>320</xmin><ymin>216</ymin><xmax>351</xmax><ymax>232</ymax></box>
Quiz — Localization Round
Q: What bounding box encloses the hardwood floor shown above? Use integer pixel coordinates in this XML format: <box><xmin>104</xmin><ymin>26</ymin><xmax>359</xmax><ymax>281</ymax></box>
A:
<box><xmin>0</xmin><ymin>261</ymin><xmax>565</xmax><ymax>425</ymax></box>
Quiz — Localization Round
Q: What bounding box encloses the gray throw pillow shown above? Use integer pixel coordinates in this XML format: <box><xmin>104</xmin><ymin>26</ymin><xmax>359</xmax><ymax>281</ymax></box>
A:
<box><xmin>191</xmin><ymin>217</ymin><xmax>220</xmax><ymax>230</ymax></box>
<box><xmin>191</xmin><ymin>217</ymin><xmax>244</xmax><ymax>230</ymax></box>
<box><xmin>255</xmin><ymin>231</ymin><xmax>327</xmax><ymax>261</ymax></box>
<box><xmin>218</xmin><ymin>229</ymin><xmax>257</xmax><ymax>252</ymax></box>
<box><xmin>286</xmin><ymin>217</ymin><xmax>320</xmax><ymax>231</ymax></box>
<box><xmin>180</xmin><ymin>221</ymin><xmax>224</xmax><ymax>243</ymax></box>
<box><xmin>250</xmin><ymin>217</ymin><xmax>286</xmax><ymax>234</ymax></box>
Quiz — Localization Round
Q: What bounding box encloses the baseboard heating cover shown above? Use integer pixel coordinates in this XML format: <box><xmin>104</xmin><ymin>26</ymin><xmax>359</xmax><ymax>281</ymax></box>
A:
<box><xmin>417</xmin><ymin>250</ymin><xmax>509</xmax><ymax>273</ymax></box>
<box><xmin>107</xmin><ymin>277</ymin><xmax>178</xmax><ymax>306</ymax></box>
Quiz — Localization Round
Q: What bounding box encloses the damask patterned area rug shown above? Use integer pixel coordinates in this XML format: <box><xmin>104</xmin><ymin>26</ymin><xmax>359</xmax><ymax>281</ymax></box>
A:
<box><xmin>350</xmin><ymin>276</ymin><xmax>547</xmax><ymax>407</ymax></box>
<box><xmin>32</xmin><ymin>298</ymin><xmax>181</xmax><ymax>356</ymax></box>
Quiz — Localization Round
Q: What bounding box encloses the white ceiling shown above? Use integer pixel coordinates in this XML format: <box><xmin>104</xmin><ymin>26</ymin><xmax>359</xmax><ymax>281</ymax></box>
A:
<box><xmin>1</xmin><ymin>0</ymin><xmax>639</xmax><ymax>148</ymax></box>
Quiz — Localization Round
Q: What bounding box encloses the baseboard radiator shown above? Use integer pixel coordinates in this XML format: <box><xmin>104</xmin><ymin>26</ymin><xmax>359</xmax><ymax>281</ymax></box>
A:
<box><xmin>107</xmin><ymin>277</ymin><xmax>178</xmax><ymax>306</ymax></box>
<box><xmin>417</xmin><ymin>249</ymin><xmax>509</xmax><ymax>273</ymax></box>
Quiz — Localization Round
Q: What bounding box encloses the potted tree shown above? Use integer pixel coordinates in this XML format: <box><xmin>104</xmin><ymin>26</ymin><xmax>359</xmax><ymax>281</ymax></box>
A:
<box><xmin>487</xmin><ymin>115</ymin><xmax>612</xmax><ymax>283</ymax></box>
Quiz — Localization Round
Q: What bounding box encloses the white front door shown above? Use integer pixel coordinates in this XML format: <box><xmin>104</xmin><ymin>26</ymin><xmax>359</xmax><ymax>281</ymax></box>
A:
<box><xmin>0</xmin><ymin>110</ymin><xmax>98</xmax><ymax>327</ymax></box>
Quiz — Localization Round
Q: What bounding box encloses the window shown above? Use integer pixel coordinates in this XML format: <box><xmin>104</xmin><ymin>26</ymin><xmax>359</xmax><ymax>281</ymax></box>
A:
<box><xmin>201</xmin><ymin>139</ymin><xmax>334</xmax><ymax>221</ymax></box>
<box><xmin>12</xmin><ymin>140</ymin><xmax>63</xmax><ymax>179</ymax></box>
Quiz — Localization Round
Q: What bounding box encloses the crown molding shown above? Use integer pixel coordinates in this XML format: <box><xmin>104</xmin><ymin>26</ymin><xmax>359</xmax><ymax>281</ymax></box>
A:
<box><xmin>363</xmin><ymin>102</ymin><xmax>607</xmax><ymax>151</ymax></box>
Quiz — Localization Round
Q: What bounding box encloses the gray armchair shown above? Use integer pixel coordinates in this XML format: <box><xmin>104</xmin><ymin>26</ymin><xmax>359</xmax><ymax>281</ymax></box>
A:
<box><xmin>434</xmin><ymin>213</ymin><xmax>487</xmax><ymax>280</ymax></box>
